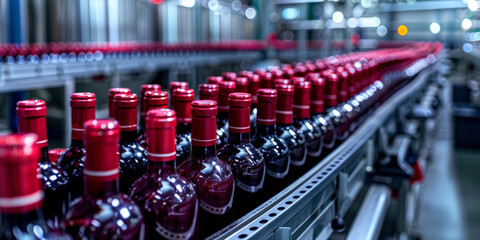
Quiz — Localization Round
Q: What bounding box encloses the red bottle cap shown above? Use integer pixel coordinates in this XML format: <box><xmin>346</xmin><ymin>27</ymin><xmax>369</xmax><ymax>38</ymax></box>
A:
<box><xmin>145</xmin><ymin>90</ymin><xmax>169</xmax><ymax>113</ymax></box>
<box><xmin>310</xmin><ymin>78</ymin><xmax>325</xmax><ymax>114</ymax></box>
<box><xmin>276</xmin><ymin>84</ymin><xmax>294</xmax><ymax>124</ymax></box>
<box><xmin>239</xmin><ymin>70</ymin><xmax>254</xmax><ymax>79</ymax></box>
<box><xmin>108</xmin><ymin>88</ymin><xmax>131</xmax><ymax>118</ymax></box>
<box><xmin>336</xmin><ymin>67</ymin><xmax>349</xmax><ymax>102</ymax></box>
<box><xmin>169</xmin><ymin>81</ymin><xmax>188</xmax><ymax>108</ymax></box>
<box><xmin>16</xmin><ymin>100</ymin><xmax>48</xmax><ymax>148</ymax></box>
<box><xmin>84</xmin><ymin>120</ymin><xmax>120</xmax><ymax>182</ymax></box>
<box><xmin>199</xmin><ymin>83</ymin><xmax>219</xmax><ymax>102</ymax></box>
<box><xmin>345</xmin><ymin>65</ymin><xmax>357</xmax><ymax>98</ymax></box>
<box><xmin>207</xmin><ymin>76</ymin><xmax>223</xmax><ymax>85</ymax></box>
<box><xmin>0</xmin><ymin>134</ymin><xmax>43</xmax><ymax>214</ymax></box>
<box><xmin>218</xmin><ymin>81</ymin><xmax>236</xmax><ymax>113</ymax></box>
<box><xmin>248</xmin><ymin>74</ymin><xmax>261</xmax><ymax>104</ymax></box>
<box><xmin>235</xmin><ymin>77</ymin><xmax>249</xmax><ymax>93</ymax></box>
<box><xmin>257</xmin><ymin>89</ymin><xmax>277</xmax><ymax>125</ymax></box>
<box><xmin>140</xmin><ymin>84</ymin><xmax>161</xmax><ymax>119</ymax></box>
<box><xmin>71</xmin><ymin>93</ymin><xmax>96</xmax><ymax>140</ymax></box>
<box><xmin>293</xmin><ymin>80</ymin><xmax>311</xmax><ymax>119</ymax></box>
<box><xmin>146</xmin><ymin>109</ymin><xmax>177</xmax><ymax>162</ymax></box>
<box><xmin>260</xmin><ymin>72</ymin><xmax>273</xmax><ymax>89</ymax></box>
<box><xmin>191</xmin><ymin>100</ymin><xmax>218</xmax><ymax>146</ymax></box>
<box><xmin>274</xmin><ymin>79</ymin><xmax>291</xmax><ymax>87</ymax></box>
<box><xmin>222</xmin><ymin>72</ymin><xmax>237</xmax><ymax>81</ymax></box>
<box><xmin>228</xmin><ymin>93</ymin><xmax>251</xmax><ymax>133</ymax></box>
<box><xmin>173</xmin><ymin>88</ymin><xmax>194</xmax><ymax>124</ymax></box>
<box><xmin>324</xmin><ymin>71</ymin><xmax>339</xmax><ymax>108</ymax></box>
<box><xmin>49</xmin><ymin>148</ymin><xmax>66</xmax><ymax>164</ymax></box>
<box><xmin>113</xmin><ymin>93</ymin><xmax>138</xmax><ymax>132</ymax></box>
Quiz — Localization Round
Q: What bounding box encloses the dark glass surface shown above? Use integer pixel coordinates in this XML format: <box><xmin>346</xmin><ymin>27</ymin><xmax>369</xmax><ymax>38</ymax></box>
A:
<box><xmin>216</xmin><ymin>112</ymin><xmax>229</xmax><ymax>148</ymax></box>
<box><xmin>130</xmin><ymin>161</ymin><xmax>198</xmax><ymax>239</ymax></box>
<box><xmin>249</xmin><ymin>107</ymin><xmax>257</xmax><ymax>140</ymax></box>
<box><xmin>326</xmin><ymin>108</ymin><xmax>350</xmax><ymax>142</ymax></box>
<box><xmin>119</xmin><ymin>131</ymin><xmax>148</xmax><ymax>193</ymax></box>
<box><xmin>312</xmin><ymin>113</ymin><xmax>336</xmax><ymax>149</ymax></box>
<box><xmin>293</xmin><ymin>118</ymin><xmax>323</xmax><ymax>158</ymax></box>
<box><xmin>65</xmin><ymin>181</ymin><xmax>145</xmax><ymax>240</ymax></box>
<box><xmin>176</xmin><ymin>123</ymin><xmax>191</xmax><ymax>166</ymax></box>
<box><xmin>0</xmin><ymin>209</ymin><xmax>71</xmax><ymax>240</ymax></box>
<box><xmin>38</xmin><ymin>147</ymin><xmax>69</xmax><ymax>229</ymax></box>
<box><xmin>252</xmin><ymin>124</ymin><xmax>290</xmax><ymax>179</ymax></box>
<box><xmin>178</xmin><ymin>145</ymin><xmax>235</xmax><ymax>238</ymax></box>
<box><xmin>57</xmin><ymin>140</ymin><xmax>85</xmax><ymax>200</ymax></box>
<box><xmin>276</xmin><ymin>123</ymin><xmax>307</xmax><ymax>167</ymax></box>
<box><xmin>137</xmin><ymin>119</ymin><xmax>146</xmax><ymax>148</ymax></box>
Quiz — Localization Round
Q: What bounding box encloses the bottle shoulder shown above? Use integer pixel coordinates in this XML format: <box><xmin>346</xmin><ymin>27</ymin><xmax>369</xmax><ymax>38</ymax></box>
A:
<box><xmin>131</xmin><ymin>173</ymin><xmax>197</xmax><ymax>205</ymax></box>
<box><xmin>178</xmin><ymin>156</ymin><xmax>234</xmax><ymax>184</ymax></box>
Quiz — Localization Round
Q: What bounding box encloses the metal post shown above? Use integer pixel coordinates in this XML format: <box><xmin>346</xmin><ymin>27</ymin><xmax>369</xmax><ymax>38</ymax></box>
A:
<box><xmin>64</xmin><ymin>77</ymin><xmax>75</xmax><ymax>146</ymax></box>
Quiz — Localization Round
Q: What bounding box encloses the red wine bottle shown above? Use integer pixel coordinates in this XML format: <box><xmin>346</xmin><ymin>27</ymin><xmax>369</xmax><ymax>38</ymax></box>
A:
<box><xmin>49</xmin><ymin>148</ymin><xmax>66</xmax><ymax>165</ymax></box>
<box><xmin>139</xmin><ymin>90</ymin><xmax>169</xmax><ymax>148</ymax></box>
<box><xmin>207</xmin><ymin>76</ymin><xmax>223</xmax><ymax>85</ymax></box>
<box><xmin>222</xmin><ymin>72</ymin><xmax>237</xmax><ymax>81</ymax></box>
<box><xmin>275</xmin><ymin>84</ymin><xmax>307</xmax><ymax>167</ymax></box>
<box><xmin>324</xmin><ymin>71</ymin><xmax>349</xmax><ymax>142</ymax></box>
<box><xmin>252</xmin><ymin>89</ymin><xmax>290</xmax><ymax>179</ymax></box>
<box><xmin>138</xmin><ymin>84</ymin><xmax>161</xmax><ymax>143</ymax></box>
<box><xmin>65</xmin><ymin>120</ymin><xmax>145</xmax><ymax>239</ymax></box>
<box><xmin>177</xmin><ymin>100</ymin><xmax>235</xmax><ymax>238</ymax></box>
<box><xmin>218</xmin><ymin>93</ymin><xmax>265</xmax><ymax>217</ymax></box>
<box><xmin>16</xmin><ymin>100</ymin><xmax>69</xmax><ymax>228</ymax></box>
<box><xmin>292</xmin><ymin>80</ymin><xmax>323</xmax><ymax>158</ymax></box>
<box><xmin>130</xmin><ymin>109</ymin><xmax>198</xmax><ymax>239</ymax></box>
<box><xmin>246</xmin><ymin>73</ymin><xmax>261</xmax><ymax>139</ymax></box>
<box><xmin>58</xmin><ymin>92</ymin><xmax>96</xmax><ymax>201</ymax></box>
<box><xmin>108</xmin><ymin>88</ymin><xmax>131</xmax><ymax>118</ymax></box>
<box><xmin>217</xmin><ymin>81</ymin><xmax>236</xmax><ymax>148</ymax></box>
<box><xmin>336</xmin><ymin>66</ymin><xmax>349</xmax><ymax>103</ymax></box>
<box><xmin>309</xmin><ymin>77</ymin><xmax>336</xmax><ymax>149</ymax></box>
<box><xmin>0</xmin><ymin>134</ymin><xmax>71</xmax><ymax>239</ymax></box>
<box><xmin>169</xmin><ymin>81</ymin><xmax>188</xmax><ymax>108</ymax></box>
<box><xmin>173</xmin><ymin>88</ymin><xmax>194</xmax><ymax>166</ymax></box>
<box><xmin>113</xmin><ymin>93</ymin><xmax>148</xmax><ymax>193</ymax></box>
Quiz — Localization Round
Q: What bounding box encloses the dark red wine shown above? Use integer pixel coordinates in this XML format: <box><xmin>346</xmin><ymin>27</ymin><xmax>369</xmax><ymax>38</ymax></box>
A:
<box><xmin>16</xmin><ymin>100</ymin><xmax>69</xmax><ymax>228</ymax></box>
<box><xmin>138</xmin><ymin>84</ymin><xmax>162</xmax><ymax>144</ymax></box>
<box><xmin>108</xmin><ymin>88</ymin><xmax>131</xmax><ymax>118</ymax></box>
<box><xmin>178</xmin><ymin>100</ymin><xmax>235</xmax><ymax>238</ymax></box>
<box><xmin>292</xmin><ymin>80</ymin><xmax>323</xmax><ymax>158</ymax></box>
<box><xmin>0</xmin><ymin>134</ymin><xmax>72</xmax><ymax>240</ymax></box>
<box><xmin>130</xmin><ymin>109</ymin><xmax>198</xmax><ymax>239</ymax></box>
<box><xmin>65</xmin><ymin>120</ymin><xmax>145</xmax><ymax>239</ymax></box>
<box><xmin>169</xmin><ymin>81</ymin><xmax>188</xmax><ymax>109</ymax></box>
<box><xmin>173</xmin><ymin>88</ymin><xmax>194</xmax><ymax>166</ymax></box>
<box><xmin>252</xmin><ymin>89</ymin><xmax>290</xmax><ymax>179</ymax></box>
<box><xmin>218</xmin><ymin>93</ymin><xmax>265</xmax><ymax>217</ymax></box>
<box><xmin>275</xmin><ymin>84</ymin><xmax>307</xmax><ymax>167</ymax></box>
<box><xmin>139</xmin><ymin>90</ymin><xmax>169</xmax><ymax>148</ymax></box>
<box><xmin>58</xmin><ymin>92</ymin><xmax>96</xmax><ymax>201</ymax></box>
<box><xmin>309</xmin><ymin>77</ymin><xmax>336</xmax><ymax>149</ymax></box>
<box><xmin>113</xmin><ymin>93</ymin><xmax>148</xmax><ymax>193</ymax></box>
<box><xmin>217</xmin><ymin>81</ymin><xmax>236</xmax><ymax>148</ymax></box>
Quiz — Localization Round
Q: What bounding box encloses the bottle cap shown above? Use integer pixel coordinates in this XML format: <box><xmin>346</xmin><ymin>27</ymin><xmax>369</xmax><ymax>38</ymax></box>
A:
<box><xmin>173</xmin><ymin>88</ymin><xmax>194</xmax><ymax>124</ymax></box>
<box><xmin>146</xmin><ymin>109</ymin><xmax>177</xmax><ymax>162</ymax></box>
<box><xmin>140</xmin><ymin>84</ymin><xmax>161</xmax><ymax>118</ymax></box>
<box><xmin>108</xmin><ymin>88</ymin><xmax>131</xmax><ymax>118</ymax></box>
<box><xmin>228</xmin><ymin>93</ymin><xmax>251</xmax><ymax>133</ymax></box>
<box><xmin>71</xmin><ymin>93</ymin><xmax>96</xmax><ymax>140</ymax></box>
<box><xmin>293</xmin><ymin>80</ymin><xmax>311</xmax><ymax>118</ymax></box>
<box><xmin>235</xmin><ymin>77</ymin><xmax>249</xmax><ymax>92</ymax></box>
<box><xmin>257</xmin><ymin>89</ymin><xmax>277</xmax><ymax>125</ymax></box>
<box><xmin>191</xmin><ymin>100</ymin><xmax>217</xmax><ymax>146</ymax></box>
<box><xmin>259</xmin><ymin>72</ymin><xmax>273</xmax><ymax>89</ymax></box>
<box><xmin>324</xmin><ymin>72</ymin><xmax>339</xmax><ymax>107</ymax></box>
<box><xmin>276</xmin><ymin>84</ymin><xmax>294</xmax><ymax>124</ymax></box>
<box><xmin>144</xmin><ymin>90</ymin><xmax>168</xmax><ymax>113</ymax></box>
<box><xmin>218</xmin><ymin>81</ymin><xmax>236</xmax><ymax>112</ymax></box>
<box><xmin>199</xmin><ymin>83</ymin><xmax>219</xmax><ymax>102</ymax></box>
<box><xmin>310</xmin><ymin>78</ymin><xmax>325</xmax><ymax>114</ymax></box>
<box><xmin>207</xmin><ymin>76</ymin><xmax>223</xmax><ymax>85</ymax></box>
<box><xmin>222</xmin><ymin>72</ymin><xmax>237</xmax><ymax>81</ymax></box>
<box><xmin>248</xmin><ymin>74</ymin><xmax>261</xmax><ymax>104</ymax></box>
<box><xmin>113</xmin><ymin>93</ymin><xmax>138</xmax><ymax>132</ymax></box>
<box><xmin>16</xmin><ymin>100</ymin><xmax>48</xmax><ymax>148</ymax></box>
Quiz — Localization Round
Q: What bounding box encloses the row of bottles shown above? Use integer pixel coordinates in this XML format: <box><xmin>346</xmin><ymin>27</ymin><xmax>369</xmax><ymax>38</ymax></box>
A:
<box><xmin>0</xmin><ymin>43</ymin><xmax>442</xmax><ymax>239</ymax></box>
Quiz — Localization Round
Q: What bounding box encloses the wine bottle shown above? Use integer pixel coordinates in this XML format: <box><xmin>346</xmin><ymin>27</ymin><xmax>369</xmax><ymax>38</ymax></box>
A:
<box><xmin>235</xmin><ymin>77</ymin><xmax>249</xmax><ymax>92</ymax></box>
<box><xmin>217</xmin><ymin>81</ymin><xmax>236</xmax><ymax>148</ymax></box>
<box><xmin>247</xmin><ymin>73</ymin><xmax>261</xmax><ymax>140</ymax></box>
<box><xmin>222</xmin><ymin>72</ymin><xmax>237</xmax><ymax>81</ymax></box>
<box><xmin>0</xmin><ymin>134</ymin><xmax>71</xmax><ymax>240</ymax></box>
<box><xmin>113</xmin><ymin>93</ymin><xmax>148</xmax><ymax>193</ymax></box>
<box><xmin>130</xmin><ymin>109</ymin><xmax>198</xmax><ymax>239</ymax></box>
<box><xmin>199</xmin><ymin>83</ymin><xmax>219</xmax><ymax>102</ymax></box>
<box><xmin>292</xmin><ymin>79</ymin><xmax>323</xmax><ymax>158</ymax></box>
<box><xmin>207</xmin><ymin>76</ymin><xmax>223</xmax><ymax>85</ymax></box>
<box><xmin>169</xmin><ymin>81</ymin><xmax>188</xmax><ymax>108</ymax></box>
<box><xmin>65</xmin><ymin>120</ymin><xmax>145</xmax><ymax>239</ymax></box>
<box><xmin>275</xmin><ymin>84</ymin><xmax>307</xmax><ymax>167</ymax></box>
<box><xmin>16</xmin><ymin>100</ymin><xmax>69</xmax><ymax>228</ymax></box>
<box><xmin>173</xmin><ymin>88</ymin><xmax>194</xmax><ymax>166</ymax></box>
<box><xmin>177</xmin><ymin>100</ymin><xmax>235</xmax><ymax>238</ymax></box>
<box><xmin>49</xmin><ymin>148</ymin><xmax>66</xmax><ymax>165</ymax></box>
<box><xmin>138</xmin><ymin>84</ymin><xmax>161</xmax><ymax>143</ymax></box>
<box><xmin>108</xmin><ymin>88</ymin><xmax>131</xmax><ymax>118</ymax></box>
<box><xmin>309</xmin><ymin>77</ymin><xmax>336</xmax><ymax>149</ymax></box>
<box><xmin>324</xmin><ymin>71</ymin><xmax>349</xmax><ymax>142</ymax></box>
<box><xmin>138</xmin><ymin>90</ymin><xmax>169</xmax><ymax>148</ymax></box>
<box><xmin>218</xmin><ymin>93</ymin><xmax>265</xmax><ymax>217</ymax></box>
<box><xmin>58</xmin><ymin>92</ymin><xmax>96</xmax><ymax>201</ymax></box>
<box><xmin>259</xmin><ymin>71</ymin><xmax>274</xmax><ymax>89</ymax></box>
<box><xmin>252</xmin><ymin>89</ymin><xmax>290</xmax><ymax>179</ymax></box>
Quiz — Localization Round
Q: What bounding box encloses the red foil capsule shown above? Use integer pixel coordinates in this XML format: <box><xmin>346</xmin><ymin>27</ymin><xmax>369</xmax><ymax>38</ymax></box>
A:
<box><xmin>235</xmin><ymin>77</ymin><xmax>249</xmax><ymax>93</ymax></box>
<box><xmin>222</xmin><ymin>72</ymin><xmax>237</xmax><ymax>81</ymax></box>
<box><xmin>293</xmin><ymin>80</ymin><xmax>311</xmax><ymax>119</ymax></box>
<box><xmin>324</xmin><ymin>71</ymin><xmax>339</xmax><ymax>108</ymax></box>
<box><xmin>113</xmin><ymin>93</ymin><xmax>138</xmax><ymax>132</ymax></box>
<box><xmin>70</xmin><ymin>92</ymin><xmax>96</xmax><ymax>140</ymax></box>
<box><xmin>16</xmin><ymin>100</ymin><xmax>48</xmax><ymax>148</ymax></box>
<box><xmin>259</xmin><ymin>71</ymin><xmax>273</xmax><ymax>89</ymax></box>
<box><xmin>207</xmin><ymin>76</ymin><xmax>223</xmax><ymax>85</ymax></box>
<box><xmin>310</xmin><ymin>77</ymin><xmax>325</xmax><ymax>114</ymax></box>
<box><xmin>169</xmin><ymin>81</ymin><xmax>188</xmax><ymax>108</ymax></box>
<box><xmin>140</xmin><ymin>84</ymin><xmax>161</xmax><ymax>120</ymax></box>
<box><xmin>274</xmin><ymin>79</ymin><xmax>291</xmax><ymax>87</ymax></box>
<box><xmin>146</xmin><ymin>109</ymin><xmax>177</xmax><ymax>162</ymax></box>
<box><xmin>228</xmin><ymin>92</ymin><xmax>251</xmax><ymax>133</ymax></box>
<box><xmin>191</xmin><ymin>100</ymin><xmax>218</xmax><ymax>147</ymax></box>
<box><xmin>173</xmin><ymin>88</ymin><xmax>194</xmax><ymax>124</ymax></box>
<box><xmin>248</xmin><ymin>74</ymin><xmax>261</xmax><ymax>104</ymax></box>
<box><xmin>0</xmin><ymin>134</ymin><xmax>43</xmax><ymax>214</ymax></box>
<box><xmin>199</xmin><ymin>83</ymin><xmax>219</xmax><ymax>102</ymax></box>
<box><xmin>256</xmin><ymin>89</ymin><xmax>277</xmax><ymax>125</ymax></box>
<box><xmin>83</xmin><ymin>119</ymin><xmax>120</xmax><ymax>182</ymax></box>
<box><xmin>108</xmin><ymin>88</ymin><xmax>131</xmax><ymax>118</ymax></box>
<box><xmin>336</xmin><ymin>67</ymin><xmax>349</xmax><ymax>103</ymax></box>
<box><xmin>276</xmin><ymin>84</ymin><xmax>295</xmax><ymax>124</ymax></box>
<box><xmin>144</xmin><ymin>90</ymin><xmax>169</xmax><ymax>112</ymax></box>
<box><xmin>345</xmin><ymin>64</ymin><xmax>357</xmax><ymax>98</ymax></box>
<box><xmin>218</xmin><ymin>81</ymin><xmax>236</xmax><ymax>113</ymax></box>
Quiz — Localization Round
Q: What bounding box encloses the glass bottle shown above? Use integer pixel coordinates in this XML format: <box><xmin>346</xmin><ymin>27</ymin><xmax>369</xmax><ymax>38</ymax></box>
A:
<box><xmin>217</xmin><ymin>81</ymin><xmax>236</xmax><ymax>148</ymax></box>
<box><xmin>247</xmin><ymin>74</ymin><xmax>261</xmax><ymax>139</ymax></box>
<box><xmin>173</xmin><ymin>88</ymin><xmax>194</xmax><ymax>166</ymax></box>
<box><xmin>139</xmin><ymin>90</ymin><xmax>169</xmax><ymax>148</ymax></box>
<box><xmin>309</xmin><ymin>77</ymin><xmax>336</xmax><ymax>149</ymax></box>
<box><xmin>130</xmin><ymin>109</ymin><xmax>198</xmax><ymax>239</ymax></box>
<box><xmin>65</xmin><ymin>120</ymin><xmax>145</xmax><ymax>239</ymax></box>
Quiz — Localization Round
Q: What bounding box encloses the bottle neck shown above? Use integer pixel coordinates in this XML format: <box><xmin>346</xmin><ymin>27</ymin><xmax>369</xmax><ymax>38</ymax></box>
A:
<box><xmin>256</xmin><ymin>124</ymin><xmax>276</xmax><ymax>135</ymax></box>
<box><xmin>0</xmin><ymin>208</ymin><xmax>43</xmax><ymax>230</ymax></box>
<box><xmin>228</xmin><ymin>132</ymin><xmax>251</xmax><ymax>144</ymax></box>
<box><xmin>39</xmin><ymin>147</ymin><xmax>50</xmax><ymax>164</ymax></box>
<box><xmin>147</xmin><ymin>160</ymin><xmax>177</xmax><ymax>175</ymax></box>
<box><xmin>177</xmin><ymin>122</ymin><xmax>191</xmax><ymax>134</ymax></box>
<box><xmin>85</xmin><ymin>178</ymin><xmax>119</xmax><ymax>198</ymax></box>
<box><xmin>218</xmin><ymin>111</ymin><xmax>229</xmax><ymax>121</ymax></box>
<box><xmin>191</xmin><ymin>144</ymin><xmax>217</xmax><ymax>158</ymax></box>
<box><xmin>139</xmin><ymin>118</ymin><xmax>146</xmax><ymax>131</ymax></box>
<box><xmin>70</xmin><ymin>139</ymin><xmax>84</xmax><ymax>149</ymax></box>
<box><xmin>120</xmin><ymin>130</ymin><xmax>139</xmax><ymax>145</ymax></box>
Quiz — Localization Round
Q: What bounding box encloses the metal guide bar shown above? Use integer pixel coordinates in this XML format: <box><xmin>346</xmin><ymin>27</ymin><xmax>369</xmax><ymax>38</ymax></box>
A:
<box><xmin>210</xmin><ymin>59</ymin><xmax>439</xmax><ymax>240</ymax></box>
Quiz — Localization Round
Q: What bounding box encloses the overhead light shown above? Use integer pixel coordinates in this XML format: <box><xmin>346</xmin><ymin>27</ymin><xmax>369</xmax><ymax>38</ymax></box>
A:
<box><xmin>347</xmin><ymin>18</ymin><xmax>359</xmax><ymax>28</ymax></box>
<box><xmin>245</xmin><ymin>7</ymin><xmax>257</xmax><ymax>19</ymax></box>
<box><xmin>377</xmin><ymin>25</ymin><xmax>387</xmax><ymax>37</ymax></box>
<box><xmin>282</xmin><ymin>8</ymin><xmax>298</xmax><ymax>20</ymax></box>
<box><xmin>361</xmin><ymin>0</ymin><xmax>372</xmax><ymax>8</ymax></box>
<box><xmin>462</xmin><ymin>18</ymin><xmax>473</xmax><ymax>31</ymax></box>
<box><xmin>208</xmin><ymin>0</ymin><xmax>219</xmax><ymax>11</ymax></box>
<box><xmin>332</xmin><ymin>11</ymin><xmax>344</xmax><ymax>23</ymax></box>
<box><xmin>468</xmin><ymin>0</ymin><xmax>478</xmax><ymax>11</ymax></box>
<box><xmin>178</xmin><ymin>0</ymin><xmax>195</xmax><ymax>8</ymax></box>
<box><xmin>397</xmin><ymin>25</ymin><xmax>408</xmax><ymax>36</ymax></box>
<box><xmin>430</xmin><ymin>22</ymin><xmax>441</xmax><ymax>34</ymax></box>
<box><xmin>463</xmin><ymin>43</ymin><xmax>473</xmax><ymax>53</ymax></box>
